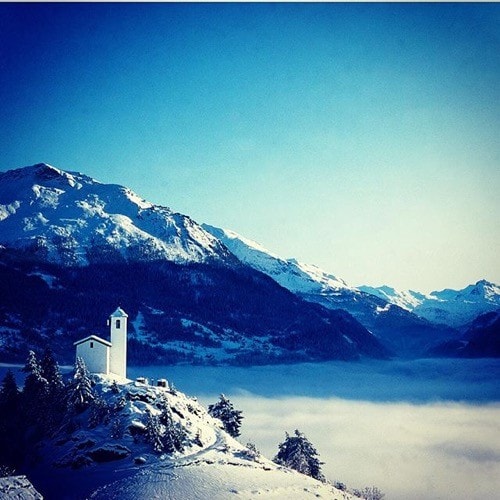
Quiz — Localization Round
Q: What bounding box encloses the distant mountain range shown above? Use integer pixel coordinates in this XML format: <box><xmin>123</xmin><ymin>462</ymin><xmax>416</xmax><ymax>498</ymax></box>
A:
<box><xmin>359</xmin><ymin>281</ymin><xmax>500</xmax><ymax>328</ymax></box>
<box><xmin>0</xmin><ymin>164</ymin><xmax>498</xmax><ymax>363</ymax></box>
<box><xmin>202</xmin><ymin>225</ymin><xmax>499</xmax><ymax>356</ymax></box>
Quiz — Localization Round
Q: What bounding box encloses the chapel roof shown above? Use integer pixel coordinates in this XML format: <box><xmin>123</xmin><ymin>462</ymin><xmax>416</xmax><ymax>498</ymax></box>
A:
<box><xmin>73</xmin><ymin>334</ymin><xmax>112</xmax><ymax>347</ymax></box>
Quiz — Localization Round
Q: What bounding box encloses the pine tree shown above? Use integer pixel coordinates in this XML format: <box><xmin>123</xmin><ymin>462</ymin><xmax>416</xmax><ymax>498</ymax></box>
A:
<box><xmin>88</xmin><ymin>395</ymin><xmax>111</xmax><ymax>428</ymax></box>
<box><xmin>41</xmin><ymin>347</ymin><xmax>65</xmax><ymax>391</ymax></box>
<box><xmin>21</xmin><ymin>350</ymin><xmax>48</xmax><ymax>428</ymax></box>
<box><xmin>0</xmin><ymin>370</ymin><xmax>22</xmax><ymax>469</ymax></box>
<box><xmin>110</xmin><ymin>418</ymin><xmax>124</xmax><ymax>439</ymax></box>
<box><xmin>0</xmin><ymin>370</ymin><xmax>19</xmax><ymax>411</ymax></box>
<box><xmin>208</xmin><ymin>394</ymin><xmax>243</xmax><ymax>438</ymax></box>
<box><xmin>67</xmin><ymin>357</ymin><xmax>95</xmax><ymax>413</ymax></box>
<box><xmin>145</xmin><ymin>411</ymin><xmax>163</xmax><ymax>453</ymax></box>
<box><xmin>159</xmin><ymin>403</ymin><xmax>185</xmax><ymax>453</ymax></box>
<box><xmin>274</xmin><ymin>429</ymin><xmax>325</xmax><ymax>482</ymax></box>
<box><xmin>23</xmin><ymin>350</ymin><xmax>43</xmax><ymax>380</ymax></box>
<box><xmin>40</xmin><ymin>348</ymin><xmax>66</xmax><ymax>434</ymax></box>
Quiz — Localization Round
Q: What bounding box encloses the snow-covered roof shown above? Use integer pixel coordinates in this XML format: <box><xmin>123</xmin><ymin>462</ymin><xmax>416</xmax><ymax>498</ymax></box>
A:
<box><xmin>110</xmin><ymin>307</ymin><xmax>128</xmax><ymax>318</ymax></box>
<box><xmin>0</xmin><ymin>475</ymin><xmax>43</xmax><ymax>499</ymax></box>
<box><xmin>74</xmin><ymin>334</ymin><xmax>112</xmax><ymax>347</ymax></box>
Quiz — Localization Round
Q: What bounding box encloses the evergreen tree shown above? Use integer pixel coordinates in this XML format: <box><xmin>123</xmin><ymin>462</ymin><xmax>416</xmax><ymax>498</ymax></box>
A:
<box><xmin>0</xmin><ymin>370</ymin><xmax>22</xmax><ymax>469</ymax></box>
<box><xmin>159</xmin><ymin>403</ymin><xmax>185</xmax><ymax>453</ymax></box>
<box><xmin>208</xmin><ymin>394</ymin><xmax>243</xmax><ymax>438</ymax></box>
<box><xmin>0</xmin><ymin>370</ymin><xmax>19</xmax><ymax>411</ymax></box>
<box><xmin>274</xmin><ymin>429</ymin><xmax>325</xmax><ymax>482</ymax></box>
<box><xmin>88</xmin><ymin>395</ymin><xmax>111</xmax><ymax>428</ymax></box>
<box><xmin>110</xmin><ymin>418</ymin><xmax>124</xmax><ymax>439</ymax></box>
<box><xmin>23</xmin><ymin>350</ymin><xmax>43</xmax><ymax>380</ymax></box>
<box><xmin>67</xmin><ymin>357</ymin><xmax>95</xmax><ymax>413</ymax></box>
<box><xmin>41</xmin><ymin>347</ymin><xmax>65</xmax><ymax>391</ymax></box>
<box><xmin>21</xmin><ymin>350</ymin><xmax>48</xmax><ymax>429</ymax></box>
<box><xmin>40</xmin><ymin>348</ymin><xmax>66</xmax><ymax>434</ymax></box>
<box><xmin>145</xmin><ymin>411</ymin><xmax>163</xmax><ymax>453</ymax></box>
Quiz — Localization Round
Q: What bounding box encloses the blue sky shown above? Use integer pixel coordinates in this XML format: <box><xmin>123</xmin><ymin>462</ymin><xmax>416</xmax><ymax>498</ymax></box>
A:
<box><xmin>0</xmin><ymin>3</ymin><xmax>499</xmax><ymax>292</ymax></box>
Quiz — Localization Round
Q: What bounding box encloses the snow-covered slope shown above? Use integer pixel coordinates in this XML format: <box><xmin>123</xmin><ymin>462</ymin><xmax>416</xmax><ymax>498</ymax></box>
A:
<box><xmin>357</xmin><ymin>285</ymin><xmax>428</xmax><ymax>311</ymax></box>
<box><xmin>203</xmin><ymin>225</ymin><xmax>348</xmax><ymax>295</ymax></box>
<box><xmin>30</xmin><ymin>376</ymin><xmax>352</xmax><ymax>499</ymax></box>
<box><xmin>0</xmin><ymin>164</ymin><xmax>231</xmax><ymax>266</ymax></box>
<box><xmin>360</xmin><ymin>280</ymin><xmax>500</xmax><ymax>328</ymax></box>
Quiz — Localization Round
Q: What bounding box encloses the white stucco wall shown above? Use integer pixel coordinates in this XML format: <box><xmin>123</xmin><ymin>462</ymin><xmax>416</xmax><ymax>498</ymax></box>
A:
<box><xmin>76</xmin><ymin>339</ymin><xmax>110</xmax><ymax>374</ymax></box>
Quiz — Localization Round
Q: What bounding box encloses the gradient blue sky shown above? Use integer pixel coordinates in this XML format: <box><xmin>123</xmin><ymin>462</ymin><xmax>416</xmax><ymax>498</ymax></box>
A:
<box><xmin>0</xmin><ymin>3</ymin><xmax>498</xmax><ymax>292</ymax></box>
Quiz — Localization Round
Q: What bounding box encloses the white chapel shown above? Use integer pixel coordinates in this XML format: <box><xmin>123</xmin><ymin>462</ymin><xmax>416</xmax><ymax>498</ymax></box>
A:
<box><xmin>73</xmin><ymin>307</ymin><xmax>128</xmax><ymax>378</ymax></box>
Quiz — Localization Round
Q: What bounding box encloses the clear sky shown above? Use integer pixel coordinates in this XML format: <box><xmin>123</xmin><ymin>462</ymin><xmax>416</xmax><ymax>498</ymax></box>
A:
<box><xmin>0</xmin><ymin>3</ymin><xmax>499</xmax><ymax>293</ymax></box>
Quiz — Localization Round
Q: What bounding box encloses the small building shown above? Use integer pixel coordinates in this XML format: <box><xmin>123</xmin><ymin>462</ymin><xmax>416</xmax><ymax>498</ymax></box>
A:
<box><xmin>74</xmin><ymin>335</ymin><xmax>112</xmax><ymax>374</ymax></box>
<box><xmin>73</xmin><ymin>307</ymin><xmax>128</xmax><ymax>378</ymax></box>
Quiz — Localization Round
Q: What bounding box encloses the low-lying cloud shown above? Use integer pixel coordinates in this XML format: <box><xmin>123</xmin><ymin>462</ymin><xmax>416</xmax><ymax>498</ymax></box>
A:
<box><xmin>134</xmin><ymin>358</ymin><xmax>500</xmax><ymax>499</ymax></box>
<box><xmin>227</xmin><ymin>396</ymin><xmax>500</xmax><ymax>500</ymax></box>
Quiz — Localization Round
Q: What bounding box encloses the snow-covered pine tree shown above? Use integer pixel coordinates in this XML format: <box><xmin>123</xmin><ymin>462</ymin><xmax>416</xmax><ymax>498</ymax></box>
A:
<box><xmin>159</xmin><ymin>403</ymin><xmax>185</xmax><ymax>453</ymax></box>
<box><xmin>67</xmin><ymin>357</ymin><xmax>95</xmax><ymax>413</ymax></box>
<box><xmin>145</xmin><ymin>411</ymin><xmax>163</xmax><ymax>453</ymax></box>
<box><xmin>40</xmin><ymin>348</ymin><xmax>66</xmax><ymax>433</ymax></box>
<box><xmin>208</xmin><ymin>394</ymin><xmax>243</xmax><ymax>438</ymax></box>
<box><xmin>110</xmin><ymin>418</ymin><xmax>124</xmax><ymax>439</ymax></box>
<box><xmin>41</xmin><ymin>347</ymin><xmax>65</xmax><ymax>391</ymax></box>
<box><xmin>88</xmin><ymin>395</ymin><xmax>111</xmax><ymax>428</ymax></box>
<box><xmin>23</xmin><ymin>350</ymin><xmax>43</xmax><ymax>380</ymax></box>
<box><xmin>274</xmin><ymin>429</ymin><xmax>325</xmax><ymax>482</ymax></box>
<box><xmin>22</xmin><ymin>350</ymin><xmax>49</xmax><ymax>427</ymax></box>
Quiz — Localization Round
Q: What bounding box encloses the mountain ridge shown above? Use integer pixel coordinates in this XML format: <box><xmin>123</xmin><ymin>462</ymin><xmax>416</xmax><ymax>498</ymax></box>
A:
<box><xmin>0</xmin><ymin>164</ymin><xmax>388</xmax><ymax>365</ymax></box>
<box><xmin>0</xmin><ymin>163</ymin><xmax>233</xmax><ymax>267</ymax></box>
<box><xmin>359</xmin><ymin>280</ymin><xmax>500</xmax><ymax>328</ymax></box>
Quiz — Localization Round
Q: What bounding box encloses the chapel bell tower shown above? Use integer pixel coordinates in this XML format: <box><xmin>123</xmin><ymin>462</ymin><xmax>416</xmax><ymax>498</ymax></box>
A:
<box><xmin>109</xmin><ymin>307</ymin><xmax>128</xmax><ymax>378</ymax></box>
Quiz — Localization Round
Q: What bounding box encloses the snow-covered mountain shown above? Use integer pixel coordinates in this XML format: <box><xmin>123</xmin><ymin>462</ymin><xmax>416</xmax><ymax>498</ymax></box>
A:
<box><xmin>0</xmin><ymin>164</ymin><xmax>232</xmax><ymax>266</ymax></box>
<box><xmin>0</xmin><ymin>164</ymin><xmax>388</xmax><ymax>364</ymax></box>
<box><xmin>202</xmin><ymin>225</ymin><xmax>458</xmax><ymax>357</ymax></box>
<box><xmin>359</xmin><ymin>281</ymin><xmax>500</xmax><ymax>328</ymax></box>
<box><xmin>28</xmin><ymin>376</ymin><xmax>353</xmax><ymax>499</ymax></box>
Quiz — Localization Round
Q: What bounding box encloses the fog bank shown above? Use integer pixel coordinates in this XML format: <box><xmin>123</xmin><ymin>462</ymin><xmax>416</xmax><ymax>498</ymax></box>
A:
<box><xmin>232</xmin><ymin>396</ymin><xmax>500</xmax><ymax>500</ymax></box>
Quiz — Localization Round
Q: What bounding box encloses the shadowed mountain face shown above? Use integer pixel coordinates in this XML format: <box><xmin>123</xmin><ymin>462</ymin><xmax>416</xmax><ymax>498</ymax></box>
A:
<box><xmin>0</xmin><ymin>164</ymin><xmax>388</xmax><ymax>365</ymax></box>
<box><xmin>428</xmin><ymin>311</ymin><xmax>500</xmax><ymax>358</ymax></box>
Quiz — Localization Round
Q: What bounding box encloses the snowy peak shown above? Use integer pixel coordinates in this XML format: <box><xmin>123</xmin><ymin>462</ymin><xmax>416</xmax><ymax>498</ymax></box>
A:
<box><xmin>357</xmin><ymin>285</ymin><xmax>428</xmax><ymax>311</ymax></box>
<box><xmin>360</xmin><ymin>280</ymin><xmax>500</xmax><ymax>328</ymax></box>
<box><xmin>0</xmin><ymin>163</ymin><xmax>93</xmax><ymax>193</ymax></box>
<box><xmin>0</xmin><ymin>164</ymin><xmax>231</xmax><ymax>266</ymax></box>
<box><xmin>202</xmin><ymin>224</ymin><xmax>349</xmax><ymax>294</ymax></box>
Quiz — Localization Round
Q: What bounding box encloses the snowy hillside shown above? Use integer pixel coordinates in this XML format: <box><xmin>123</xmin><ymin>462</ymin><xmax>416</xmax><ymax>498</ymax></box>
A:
<box><xmin>29</xmin><ymin>376</ymin><xmax>352</xmax><ymax>499</ymax></box>
<box><xmin>0</xmin><ymin>164</ymin><xmax>231</xmax><ymax>266</ymax></box>
<box><xmin>357</xmin><ymin>285</ymin><xmax>428</xmax><ymax>311</ymax></box>
<box><xmin>360</xmin><ymin>280</ymin><xmax>500</xmax><ymax>328</ymax></box>
<box><xmin>203</xmin><ymin>225</ymin><xmax>349</xmax><ymax>295</ymax></box>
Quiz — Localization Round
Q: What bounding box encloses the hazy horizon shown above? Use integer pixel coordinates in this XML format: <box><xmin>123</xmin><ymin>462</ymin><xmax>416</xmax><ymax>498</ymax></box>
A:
<box><xmin>1</xmin><ymin>3</ymin><xmax>499</xmax><ymax>293</ymax></box>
